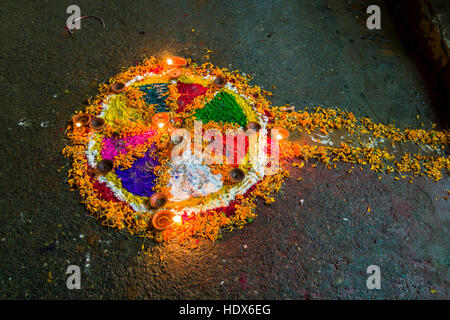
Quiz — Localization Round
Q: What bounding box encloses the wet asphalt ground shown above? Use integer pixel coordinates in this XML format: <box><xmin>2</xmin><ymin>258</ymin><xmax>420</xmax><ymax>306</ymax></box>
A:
<box><xmin>0</xmin><ymin>0</ymin><xmax>448</xmax><ymax>299</ymax></box>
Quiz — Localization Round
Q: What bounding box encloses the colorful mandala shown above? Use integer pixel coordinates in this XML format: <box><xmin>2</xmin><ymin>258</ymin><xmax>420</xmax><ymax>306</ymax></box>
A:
<box><xmin>63</xmin><ymin>57</ymin><xmax>291</xmax><ymax>242</ymax></box>
<box><xmin>63</xmin><ymin>56</ymin><xmax>449</xmax><ymax>243</ymax></box>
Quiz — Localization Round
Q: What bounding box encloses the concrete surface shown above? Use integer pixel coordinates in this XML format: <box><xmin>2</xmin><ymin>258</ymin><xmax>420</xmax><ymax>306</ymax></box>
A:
<box><xmin>387</xmin><ymin>0</ymin><xmax>450</xmax><ymax>112</ymax></box>
<box><xmin>0</xmin><ymin>0</ymin><xmax>448</xmax><ymax>299</ymax></box>
<box><xmin>431</xmin><ymin>0</ymin><xmax>450</xmax><ymax>49</ymax></box>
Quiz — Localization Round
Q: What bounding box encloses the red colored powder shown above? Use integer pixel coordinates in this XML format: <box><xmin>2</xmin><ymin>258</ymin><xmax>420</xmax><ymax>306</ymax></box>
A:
<box><xmin>239</xmin><ymin>275</ymin><xmax>249</xmax><ymax>290</ymax></box>
<box><xmin>148</xmin><ymin>66</ymin><xmax>163</xmax><ymax>74</ymax></box>
<box><xmin>92</xmin><ymin>180</ymin><xmax>121</xmax><ymax>202</ymax></box>
<box><xmin>176</xmin><ymin>82</ymin><xmax>207</xmax><ymax>113</ymax></box>
<box><xmin>88</xmin><ymin>168</ymin><xmax>135</xmax><ymax>212</ymax></box>
<box><xmin>87</xmin><ymin>171</ymin><xmax>121</xmax><ymax>202</ymax></box>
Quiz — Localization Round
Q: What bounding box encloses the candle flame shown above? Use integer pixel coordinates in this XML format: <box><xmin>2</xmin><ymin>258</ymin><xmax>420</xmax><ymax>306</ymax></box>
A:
<box><xmin>166</xmin><ymin>58</ymin><xmax>173</xmax><ymax>65</ymax></box>
<box><xmin>158</xmin><ymin>123</ymin><xmax>164</xmax><ymax>128</ymax></box>
<box><xmin>173</xmin><ymin>215</ymin><xmax>181</xmax><ymax>223</ymax></box>
<box><xmin>276</xmin><ymin>134</ymin><xmax>283</xmax><ymax>140</ymax></box>
<box><xmin>75</xmin><ymin>122</ymin><xmax>82</xmax><ymax>127</ymax></box>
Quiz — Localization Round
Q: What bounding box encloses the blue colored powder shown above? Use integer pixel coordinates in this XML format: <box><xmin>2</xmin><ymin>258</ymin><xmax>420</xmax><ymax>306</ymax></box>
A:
<box><xmin>138</xmin><ymin>83</ymin><xmax>169</xmax><ymax>113</ymax></box>
<box><xmin>115</xmin><ymin>149</ymin><xmax>159</xmax><ymax>197</ymax></box>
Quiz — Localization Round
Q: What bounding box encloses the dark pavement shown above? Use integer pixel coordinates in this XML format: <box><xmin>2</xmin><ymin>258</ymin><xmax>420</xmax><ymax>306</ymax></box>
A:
<box><xmin>0</xmin><ymin>0</ymin><xmax>448</xmax><ymax>299</ymax></box>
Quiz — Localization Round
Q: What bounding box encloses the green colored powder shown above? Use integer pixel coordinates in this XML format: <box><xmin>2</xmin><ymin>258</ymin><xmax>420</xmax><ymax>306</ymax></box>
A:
<box><xmin>194</xmin><ymin>92</ymin><xmax>247</xmax><ymax>127</ymax></box>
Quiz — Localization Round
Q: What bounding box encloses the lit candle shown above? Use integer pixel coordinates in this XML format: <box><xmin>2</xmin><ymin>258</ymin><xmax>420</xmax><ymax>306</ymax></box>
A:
<box><xmin>166</xmin><ymin>56</ymin><xmax>187</xmax><ymax>68</ymax></box>
<box><xmin>172</xmin><ymin>215</ymin><xmax>182</xmax><ymax>223</ymax></box>
<box><xmin>152</xmin><ymin>112</ymin><xmax>170</xmax><ymax>129</ymax></box>
<box><xmin>72</xmin><ymin>113</ymin><xmax>91</xmax><ymax>128</ymax></box>
<box><xmin>273</xmin><ymin>128</ymin><xmax>289</xmax><ymax>140</ymax></box>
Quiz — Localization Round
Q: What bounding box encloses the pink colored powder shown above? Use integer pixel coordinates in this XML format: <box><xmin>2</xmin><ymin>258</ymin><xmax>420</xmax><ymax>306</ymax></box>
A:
<box><xmin>101</xmin><ymin>131</ymin><xmax>156</xmax><ymax>160</ymax></box>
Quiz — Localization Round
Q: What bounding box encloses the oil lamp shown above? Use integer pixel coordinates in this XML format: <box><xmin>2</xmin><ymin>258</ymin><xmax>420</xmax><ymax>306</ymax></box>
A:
<box><xmin>167</xmin><ymin>68</ymin><xmax>182</xmax><ymax>79</ymax></box>
<box><xmin>246</xmin><ymin>121</ymin><xmax>261</xmax><ymax>132</ymax></box>
<box><xmin>89</xmin><ymin>117</ymin><xmax>106</xmax><ymax>132</ymax></box>
<box><xmin>149</xmin><ymin>192</ymin><xmax>168</xmax><ymax>208</ymax></box>
<box><xmin>97</xmin><ymin>159</ymin><xmax>114</xmax><ymax>175</ymax></box>
<box><xmin>166</xmin><ymin>56</ymin><xmax>187</xmax><ymax>68</ymax></box>
<box><xmin>110</xmin><ymin>82</ymin><xmax>126</xmax><ymax>93</ymax></box>
<box><xmin>151</xmin><ymin>210</ymin><xmax>175</xmax><ymax>230</ymax></box>
<box><xmin>72</xmin><ymin>113</ymin><xmax>91</xmax><ymax>128</ymax></box>
<box><xmin>273</xmin><ymin>128</ymin><xmax>289</xmax><ymax>140</ymax></box>
<box><xmin>152</xmin><ymin>112</ymin><xmax>170</xmax><ymax>129</ymax></box>
<box><xmin>213</xmin><ymin>76</ymin><xmax>226</xmax><ymax>88</ymax></box>
<box><xmin>229</xmin><ymin>168</ymin><xmax>246</xmax><ymax>183</ymax></box>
